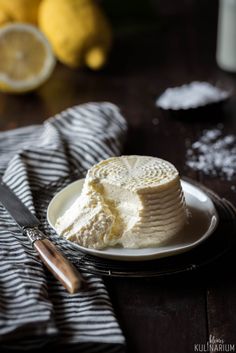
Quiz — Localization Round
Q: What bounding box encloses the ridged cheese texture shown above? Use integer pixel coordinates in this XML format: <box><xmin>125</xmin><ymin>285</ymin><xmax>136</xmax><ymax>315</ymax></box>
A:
<box><xmin>55</xmin><ymin>156</ymin><xmax>187</xmax><ymax>249</ymax></box>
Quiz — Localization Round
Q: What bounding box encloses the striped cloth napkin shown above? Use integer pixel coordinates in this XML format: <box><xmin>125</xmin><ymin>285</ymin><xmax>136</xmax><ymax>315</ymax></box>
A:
<box><xmin>0</xmin><ymin>102</ymin><xmax>127</xmax><ymax>352</ymax></box>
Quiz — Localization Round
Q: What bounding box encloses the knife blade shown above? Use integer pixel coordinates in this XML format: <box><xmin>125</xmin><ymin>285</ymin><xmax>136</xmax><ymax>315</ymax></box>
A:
<box><xmin>0</xmin><ymin>180</ymin><xmax>40</xmax><ymax>228</ymax></box>
<box><xmin>0</xmin><ymin>179</ymin><xmax>83</xmax><ymax>294</ymax></box>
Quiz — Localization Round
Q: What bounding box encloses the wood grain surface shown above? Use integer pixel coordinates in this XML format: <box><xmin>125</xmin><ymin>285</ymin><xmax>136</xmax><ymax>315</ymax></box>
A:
<box><xmin>1</xmin><ymin>0</ymin><xmax>236</xmax><ymax>352</ymax></box>
<box><xmin>34</xmin><ymin>238</ymin><xmax>83</xmax><ymax>294</ymax></box>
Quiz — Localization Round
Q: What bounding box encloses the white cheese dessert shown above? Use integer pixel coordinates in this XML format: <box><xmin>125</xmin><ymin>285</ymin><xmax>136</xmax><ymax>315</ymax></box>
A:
<box><xmin>55</xmin><ymin>156</ymin><xmax>187</xmax><ymax>249</ymax></box>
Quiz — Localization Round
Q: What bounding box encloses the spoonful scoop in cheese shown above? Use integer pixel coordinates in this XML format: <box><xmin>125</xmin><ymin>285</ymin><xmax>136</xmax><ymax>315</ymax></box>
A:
<box><xmin>55</xmin><ymin>156</ymin><xmax>187</xmax><ymax>249</ymax></box>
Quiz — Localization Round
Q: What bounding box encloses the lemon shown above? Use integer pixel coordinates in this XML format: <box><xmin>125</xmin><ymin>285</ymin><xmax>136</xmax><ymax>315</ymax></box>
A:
<box><xmin>0</xmin><ymin>23</ymin><xmax>56</xmax><ymax>93</ymax></box>
<box><xmin>39</xmin><ymin>0</ymin><xmax>112</xmax><ymax>70</ymax></box>
<box><xmin>0</xmin><ymin>0</ymin><xmax>42</xmax><ymax>26</ymax></box>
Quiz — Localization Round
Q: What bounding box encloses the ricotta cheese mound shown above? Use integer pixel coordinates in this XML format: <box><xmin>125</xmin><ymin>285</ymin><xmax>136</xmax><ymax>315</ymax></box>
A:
<box><xmin>55</xmin><ymin>156</ymin><xmax>188</xmax><ymax>249</ymax></box>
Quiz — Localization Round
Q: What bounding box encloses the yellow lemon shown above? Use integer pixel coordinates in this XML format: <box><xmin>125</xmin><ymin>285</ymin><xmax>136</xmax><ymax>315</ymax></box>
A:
<box><xmin>39</xmin><ymin>0</ymin><xmax>112</xmax><ymax>70</ymax></box>
<box><xmin>0</xmin><ymin>23</ymin><xmax>56</xmax><ymax>93</ymax></box>
<box><xmin>0</xmin><ymin>0</ymin><xmax>42</xmax><ymax>26</ymax></box>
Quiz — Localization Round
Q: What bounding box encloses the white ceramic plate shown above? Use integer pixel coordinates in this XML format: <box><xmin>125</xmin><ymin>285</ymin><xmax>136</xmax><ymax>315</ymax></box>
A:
<box><xmin>47</xmin><ymin>179</ymin><xmax>219</xmax><ymax>261</ymax></box>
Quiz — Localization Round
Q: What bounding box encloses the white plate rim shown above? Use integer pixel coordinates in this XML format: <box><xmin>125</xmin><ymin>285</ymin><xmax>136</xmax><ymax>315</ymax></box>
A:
<box><xmin>47</xmin><ymin>179</ymin><xmax>219</xmax><ymax>261</ymax></box>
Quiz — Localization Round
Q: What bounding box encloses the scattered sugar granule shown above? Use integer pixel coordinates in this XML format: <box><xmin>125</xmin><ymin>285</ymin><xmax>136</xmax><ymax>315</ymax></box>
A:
<box><xmin>156</xmin><ymin>81</ymin><xmax>230</xmax><ymax>110</ymax></box>
<box><xmin>186</xmin><ymin>128</ymin><xmax>236</xmax><ymax>181</ymax></box>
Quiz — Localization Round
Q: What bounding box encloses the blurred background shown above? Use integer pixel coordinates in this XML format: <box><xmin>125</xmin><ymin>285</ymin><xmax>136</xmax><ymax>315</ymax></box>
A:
<box><xmin>0</xmin><ymin>0</ymin><xmax>235</xmax><ymax>157</ymax></box>
<box><xmin>0</xmin><ymin>0</ymin><xmax>223</xmax><ymax>118</ymax></box>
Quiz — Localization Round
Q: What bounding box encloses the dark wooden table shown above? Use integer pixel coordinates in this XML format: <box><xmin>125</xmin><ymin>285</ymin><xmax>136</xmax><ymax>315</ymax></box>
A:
<box><xmin>1</xmin><ymin>1</ymin><xmax>236</xmax><ymax>352</ymax></box>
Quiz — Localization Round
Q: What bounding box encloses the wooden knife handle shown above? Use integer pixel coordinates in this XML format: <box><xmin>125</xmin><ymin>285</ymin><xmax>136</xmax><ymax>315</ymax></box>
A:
<box><xmin>34</xmin><ymin>238</ymin><xmax>83</xmax><ymax>294</ymax></box>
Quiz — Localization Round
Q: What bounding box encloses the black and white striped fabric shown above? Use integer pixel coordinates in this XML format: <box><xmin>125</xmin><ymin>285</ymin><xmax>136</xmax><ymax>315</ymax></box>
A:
<box><xmin>0</xmin><ymin>102</ymin><xmax>127</xmax><ymax>352</ymax></box>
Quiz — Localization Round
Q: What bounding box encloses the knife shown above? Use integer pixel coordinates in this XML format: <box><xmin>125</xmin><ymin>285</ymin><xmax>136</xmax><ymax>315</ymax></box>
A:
<box><xmin>0</xmin><ymin>179</ymin><xmax>83</xmax><ymax>294</ymax></box>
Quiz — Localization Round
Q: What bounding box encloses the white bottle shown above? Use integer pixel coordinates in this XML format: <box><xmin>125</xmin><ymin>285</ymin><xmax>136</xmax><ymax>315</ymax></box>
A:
<box><xmin>217</xmin><ymin>0</ymin><xmax>236</xmax><ymax>72</ymax></box>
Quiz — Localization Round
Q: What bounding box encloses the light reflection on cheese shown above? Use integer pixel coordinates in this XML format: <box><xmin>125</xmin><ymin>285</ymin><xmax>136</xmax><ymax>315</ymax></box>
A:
<box><xmin>55</xmin><ymin>156</ymin><xmax>188</xmax><ymax>249</ymax></box>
